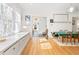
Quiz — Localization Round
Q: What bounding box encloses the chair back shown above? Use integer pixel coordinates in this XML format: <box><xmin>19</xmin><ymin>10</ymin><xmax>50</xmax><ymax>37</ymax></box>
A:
<box><xmin>77</xmin><ymin>32</ymin><xmax>79</xmax><ymax>41</ymax></box>
<box><xmin>67</xmin><ymin>32</ymin><xmax>72</xmax><ymax>37</ymax></box>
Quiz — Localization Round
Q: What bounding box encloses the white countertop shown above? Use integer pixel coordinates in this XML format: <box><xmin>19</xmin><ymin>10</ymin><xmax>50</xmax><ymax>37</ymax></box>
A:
<box><xmin>0</xmin><ymin>32</ymin><xmax>29</xmax><ymax>54</ymax></box>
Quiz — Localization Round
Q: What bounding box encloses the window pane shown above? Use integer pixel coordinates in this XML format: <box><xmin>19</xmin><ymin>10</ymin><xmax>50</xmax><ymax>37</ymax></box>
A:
<box><xmin>0</xmin><ymin>4</ymin><xmax>4</xmax><ymax>36</ymax></box>
<box><xmin>0</xmin><ymin>4</ymin><xmax>21</xmax><ymax>36</ymax></box>
<box><xmin>14</xmin><ymin>11</ymin><xmax>21</xmax><ymax>33</ymax></box>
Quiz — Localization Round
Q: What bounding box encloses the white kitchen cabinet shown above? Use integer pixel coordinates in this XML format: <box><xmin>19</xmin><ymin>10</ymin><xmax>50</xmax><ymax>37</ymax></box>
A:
<box><xmin>3</xmin><ymin>42</ymin><xmax>19</xmax><ymax>55</ymax></box>
<box><xmin>18</xmin><ymin>33</ymin><xmax>30</xmax><ymax>54</ymax></box>
<box><xmin>2</xmin><ymin>33</ymin><xmax>30</xmax><ymax>55</ymax></box>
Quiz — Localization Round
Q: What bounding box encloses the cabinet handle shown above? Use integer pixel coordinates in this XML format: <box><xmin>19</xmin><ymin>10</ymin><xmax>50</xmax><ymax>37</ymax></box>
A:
<box><xmin>13</xmin><ymin>47</ymin><xmax>15</xmax><ymax>50</ymax></box>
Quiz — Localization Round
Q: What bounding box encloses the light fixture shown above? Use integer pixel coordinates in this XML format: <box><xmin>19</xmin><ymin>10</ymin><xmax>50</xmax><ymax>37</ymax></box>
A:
<box><xmin>69</xmin><ymin>7</ymin><xmax>74</xmax><ymax>12</ymax></box>
<box><xmin>67</xmin><ymin>6</ymin><xmax>75</xmax><ymax>13</ymax></box>
<box><xmin>66</xmin><ymin>3</ymin><xmax>78</xmax><ymax>13</ymax></box>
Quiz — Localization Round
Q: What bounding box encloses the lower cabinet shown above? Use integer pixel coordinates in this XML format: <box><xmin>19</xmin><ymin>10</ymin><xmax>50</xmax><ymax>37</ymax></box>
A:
<box><xmin>2</xmin><ymin>33</ymin><xmax>30</xmax><ymax>55</ymax></box>
<box><xmin>3</xmin><ymin>42</ymin><xmax>19</xmax><ymax>55</ymax></box>
<box><xmin>18</xmin><ymin>34</ymin><xmax>29</xmax><ymax>54</ymax></box>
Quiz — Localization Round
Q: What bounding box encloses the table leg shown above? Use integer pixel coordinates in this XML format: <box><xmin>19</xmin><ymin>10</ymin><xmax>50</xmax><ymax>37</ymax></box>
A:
<box><xmin>70</xmin><ymin>37</ymin><xmax>72</xmax><ymax>44</ymax></box>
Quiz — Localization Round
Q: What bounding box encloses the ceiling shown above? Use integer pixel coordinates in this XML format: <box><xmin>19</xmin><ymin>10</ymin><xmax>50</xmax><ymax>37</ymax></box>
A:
<box><xmin>8</xmin><ymin>3</ymin><xmax>78</xmax><ymax>16</ymax></box>
<box><xmin>18</xmin><ymin>3</ymin><xmax>79</xmax><ymax>11</ymax></box>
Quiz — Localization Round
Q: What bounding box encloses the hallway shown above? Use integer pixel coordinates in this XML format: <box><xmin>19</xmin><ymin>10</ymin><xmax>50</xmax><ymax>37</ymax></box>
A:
<box><xmin>21</xmin><ymin>37</ymin><xmax>79</xmax><ymax>55</ymax></box>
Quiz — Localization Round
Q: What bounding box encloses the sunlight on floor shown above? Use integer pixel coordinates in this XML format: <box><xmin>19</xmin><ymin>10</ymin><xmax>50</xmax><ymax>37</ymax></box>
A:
<box><xmin>40</xmin><ymin>42</ymin><xmax>52</xmax><ymax>49</ymax></box>
<box><xmin>53</xmin><ymin>38</ymin><xmax>79</xmax><ymax>46</ymax></box>
<box><xmin>40</xmin><ymin>38</ymin><xmax>48</xmax><ymax>42</ymax></box>
<box><xmin>39</xmin><ymin>38</ymin><xmax>52</xmax><ymax>49</ymax></box>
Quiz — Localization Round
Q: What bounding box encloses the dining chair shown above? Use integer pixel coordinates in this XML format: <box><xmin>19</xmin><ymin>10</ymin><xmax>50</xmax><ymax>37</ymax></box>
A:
<box><xmin>72</xmin><ymin>32</ymin><xmax>78</xmax><ymax>44</ymax></box>
<box><xmin>67</xmin><ymin>32</ymin><xmax>72</xmax><ymax>44</ymax></box>
<box><xmin>78</xmin><ymin>32</ymin><xmax>79</xmax><ymax>43</ymax></box>
<box><xmin>71</xmin><ymin>32</ymin><xmax>79</xmax><ymax>44</ymax></box>
<box><xmin>74</xmin><ymin>32</ymin><xmax>79</xmax><ymax>44</ymax></box>
<box><xmin>42</xmin><ymin>29</ymin><xmax>48</xmax><ymax>39</ymax></box>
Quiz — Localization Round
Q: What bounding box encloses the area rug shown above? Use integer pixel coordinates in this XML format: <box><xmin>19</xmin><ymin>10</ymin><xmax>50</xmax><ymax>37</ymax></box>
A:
<box><xmin>53</xmin><ymin>38</ymin><xmax>79</xmax><ymax>46</ymax></box>
<box><xmin>40</xmin><ymin>42</ymin><xmax>52</xmax><ymax>49</ymax></box>
<box><xmin>40</xmin><ymin>38</ymin><xmax>48</xmax><ymax>42</ymax></box>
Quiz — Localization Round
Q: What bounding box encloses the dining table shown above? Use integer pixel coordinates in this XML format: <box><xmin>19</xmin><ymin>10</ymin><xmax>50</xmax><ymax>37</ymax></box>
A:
<box><xmin>55</xmin><ymin>31</ymin><xmax>79</xmax><ymax>44</ymax></box>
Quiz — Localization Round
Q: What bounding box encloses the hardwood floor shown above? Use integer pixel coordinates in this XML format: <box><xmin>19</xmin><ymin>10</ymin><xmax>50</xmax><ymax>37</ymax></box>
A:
<box><xmin>21</xmin><ymin>37</ymin><xmax>79</xmax><ymax>55</ymax></box>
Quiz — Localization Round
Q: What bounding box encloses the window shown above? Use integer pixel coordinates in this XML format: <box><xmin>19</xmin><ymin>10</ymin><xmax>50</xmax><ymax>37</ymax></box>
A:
<box><xmin>14</xmin><ymin>11</ymin><xmax>21</xmax><ymax>33</ymax></box>
<box><xmin>0</xmin><ymin>4</ymin><xmax>4</xmax><ymax>36</ymax></box>
<box><xmin>0</xmin><ymin>3</ymin><xmax>21</xmax><ymax>36</ymax></box>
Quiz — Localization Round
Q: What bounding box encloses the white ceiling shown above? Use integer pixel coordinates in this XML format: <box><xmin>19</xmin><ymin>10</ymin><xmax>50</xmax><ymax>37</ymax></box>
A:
<box><xmin>18</xmin><ymin>3</ymin><xmax>79</xmax><ymax>12</ymax></box>
<box><xmin>16</xmin><ymin>3</ymin><xmax>79</xmax><ymax>17</ymax></box>
<box><xmin>7</xmin><ymin>3</ymin><xmax>79</xmax><ymax>16</ymax></box>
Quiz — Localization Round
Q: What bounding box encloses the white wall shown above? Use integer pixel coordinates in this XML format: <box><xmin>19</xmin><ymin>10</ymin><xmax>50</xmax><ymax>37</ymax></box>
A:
<box><xmin>21</xmin><ymin>11</ymin><xmax>32</xmax><ymax>36</ymax></box>
<box><xmin>17</xmin><ymin>3</ymin><xmax>79</xmax><ymax>37</ymax></box>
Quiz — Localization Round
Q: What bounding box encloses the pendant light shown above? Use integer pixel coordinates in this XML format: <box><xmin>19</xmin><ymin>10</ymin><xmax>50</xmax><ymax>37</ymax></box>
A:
<box><xmin>69</xmin><ymin>6</ymin><xmax>74</xmax><ymax>12</ymax></box>
<box><xmin>67</xmin><ymin>4</ymin><xmax>75</xmax><ymax>13</ymax></box>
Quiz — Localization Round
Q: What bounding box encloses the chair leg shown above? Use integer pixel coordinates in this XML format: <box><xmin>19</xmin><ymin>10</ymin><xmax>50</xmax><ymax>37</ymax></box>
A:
<box><xmin>70</xmin><ymin>38</ymin><xmax>72</xmax><ymax>45</ymax></box>
<box><xmin>66</xmin><ymin>38</ymin><xmax>68</xmax><ymax>44</ymax></box>
<box><xmin>78</xmin><ymin>38</ymin><xmax>79</xmax><ymax>43</ymax></box>
<box><xmin>62</xmin><ymin>37</ymin><xmax>64</xmax><ymax>43</ymax></box>
<box><xmin>74</xmin><ymin>38</ymin><xmax>75</xmax><ymax>44</ymax></box>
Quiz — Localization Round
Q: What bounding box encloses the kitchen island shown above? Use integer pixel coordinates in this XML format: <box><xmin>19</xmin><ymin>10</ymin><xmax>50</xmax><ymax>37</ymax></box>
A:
<box><xmin>0</xmin><ymin>32</ymin><xmax>30</xmax><ymax>55</ymax></box>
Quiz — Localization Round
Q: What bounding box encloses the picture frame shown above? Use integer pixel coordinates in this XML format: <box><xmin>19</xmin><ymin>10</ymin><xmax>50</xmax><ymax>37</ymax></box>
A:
<box><xmin>25</xmin><ymin>15</ymin><xmax>31</xmax><ymax>21</ymax></box>
<box><xmin>50</xmin><ymin>19</ymin><xmax>54</xmax><ymax>23</ymax></box>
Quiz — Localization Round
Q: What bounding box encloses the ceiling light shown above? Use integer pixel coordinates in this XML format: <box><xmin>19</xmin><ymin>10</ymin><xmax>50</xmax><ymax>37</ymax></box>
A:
<box><xmin>67</xmin><ymin>6</ymin><xmax>75</xmax><ymax>13</ymax></box>
<box><xmin>69</xmin><ymin>7</ymin><xmax>74</xmax><ymax>12</ymax></box>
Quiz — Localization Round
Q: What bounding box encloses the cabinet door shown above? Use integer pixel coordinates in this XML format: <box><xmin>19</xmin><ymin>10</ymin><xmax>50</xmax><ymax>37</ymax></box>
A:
<box><xmin>3</xmin><ymin>42</ymin><xmax>19</xmax><ymax>55</ymax></box>
<box><xmin>12</xmin><ymin>42</ymin><xmax>20</xmax><ymax>55</ymax></box>
<box><xmin>22</xmin><ymin>34</ymin><xmax>30</xmax><ymax>47</ymax></box>
<box><xmin>19</xmin><ymin>37</ymin><xmax>26</xmax><ymax>50</ymax></box>
<box><xmin>3</xmin><ymin>34</ymin><xmax>30</xmax><ymax>55</ymax></box>
<box><xmin>3</xmin><ymin>47</ymin><xmax>15</xmax><ymax>55</ymax></box>
<box><xmin>18</xmin><ymin>34</ymin><xmax>30</xmax><ymax>54</ymax></box>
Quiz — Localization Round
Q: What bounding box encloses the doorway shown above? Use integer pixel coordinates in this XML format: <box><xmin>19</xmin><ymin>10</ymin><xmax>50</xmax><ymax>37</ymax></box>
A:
<box><xmin>32</xmin><ymin>16</ymin><xmax>47</xmax><ymax>37</ymax></box>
